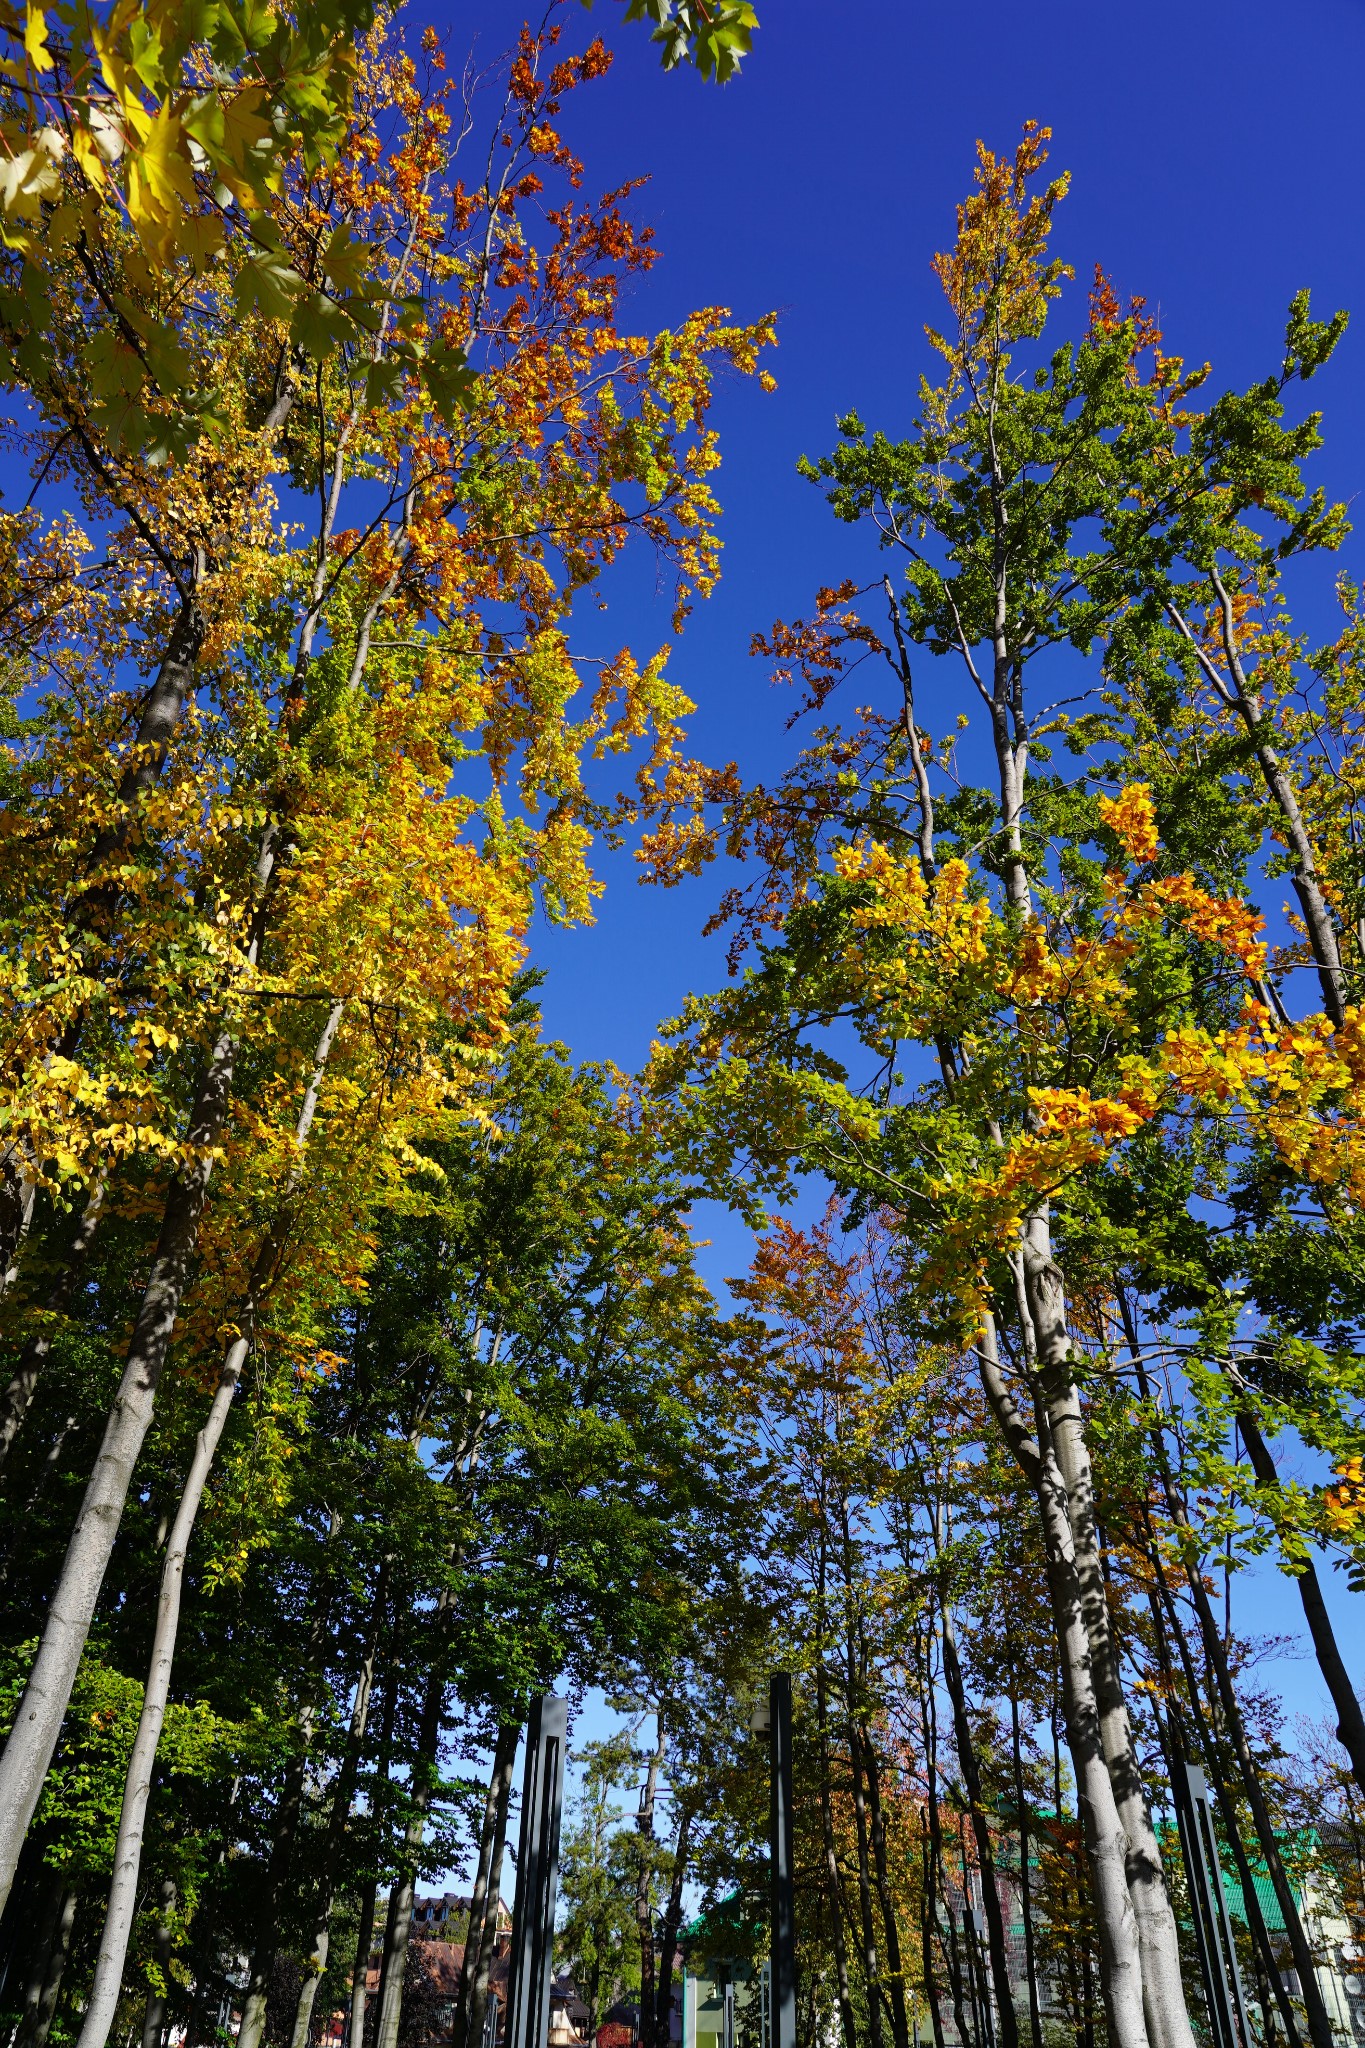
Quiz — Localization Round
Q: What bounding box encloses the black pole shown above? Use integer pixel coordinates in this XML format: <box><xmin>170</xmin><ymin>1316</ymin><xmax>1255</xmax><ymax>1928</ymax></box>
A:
<box><xmin>505</xmin><ymin>1696</ymin><xmax>568</xmax><ymax>2048</ymax></box>
<box><xmin>770</xmin><ymin>1674</ymin><xmax>797</xmax><ymax>2048</ymax></box>
<box><xmin>1181</xmin><ymin>1764</ymin><xmax>1253</xmax><ymax>2048</ymax></box>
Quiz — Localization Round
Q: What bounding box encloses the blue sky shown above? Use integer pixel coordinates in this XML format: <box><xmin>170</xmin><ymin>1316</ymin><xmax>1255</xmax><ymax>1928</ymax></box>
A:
<box><xmin>426</xmin><ymin>0</ymin><xmax>1365</xmax><ymax>1756</ymax></box>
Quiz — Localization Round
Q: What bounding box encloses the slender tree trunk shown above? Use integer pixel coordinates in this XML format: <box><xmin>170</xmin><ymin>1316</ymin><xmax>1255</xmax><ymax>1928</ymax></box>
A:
<box><xmin>816</xmin><ymin>1666</ymin><xmax>858</xmax><ymax>2048</ymax></box>
<box><xmin>653</xmin><ymin>1803</ymin><xmax>694</xmax><ymax>2048</ymax></box>
<box><xmin>464</xmin><ymin>1724</ymin><xmax>516</xmax><ymax>2048</ymax></box>
<box><xmin>859</xmin><ymin>1721</ymin><xmax>911</xmax><ymax>2048</ymax></box>
<box><xmin>922</xmin><ymin>1640</ymin><xmax>972</xmax><ymax>2048</ymax></box>
<box><xmin>0</xmin><ymin>1181</ymin><xmax>105</xmax><ymax>1473</ymax></box>
<box><xmin>76</xmin><ymin>1343</ymin><xmax>246</xmax><ymax>2048</ymax></box>
<box><xmin>344</xmin><ymin>1879</ymin><xmax>379</xmax><ymax>2048</ymax></box>
<box><xmin>455</xmin><ymin>1726</ymin><xmax>519</xmax><ymax>2048</ymax></box>
<box><xmin>373</xmin><ymin>1622</ymin><xmax>448</xmax><ymax>2048</ymax></box>
<box><xmin>342</xmin><ymin>1654</ymin><xmax>399</xmax><ymax>2048</ymax></box>
<box><xmin>939</xmin><ymin>1612</ymin><xmax>1018</xmax><ymax>2048</ymax></box>
<box><xmin>0</xmin><ymin>1028</ymin><xmax>236</xmax><ymax>1914</ymax></box>
<box><xmin>82</xmin><ymin>1000</ymin><xmax>343</xmax><ymax>2048</ymax></box>
<box><xmin>1018</xmin><ymin>1223</ymin><xmax>1193</xmax><ymax>2048</ymax></box>
<box><xmin>1167</xmin><ymin>579</ymin><xmax>1347</xmax><ymax>1025</ymax></box>
<box><xmin>238</xmin><ymin>1655</ymin><xmax>332</xmax><ymax>2048</ymax></box>
<box><xmin>1007</xmin><ymin>1688</ymin><xmax>1043</xmax><ymax>2048</ymax></box>
<box><xmin>1159</xmin><ymin>1495</ymin><xmax>1333</xmax><ymax>2048</ymax></box>
<box><xmin>847</xmin><ymin>1699</ymin><xmax>886</xmax><ymax>2048</ymax></box>
<box><xmin>288</xmin><ymin>1555</ymin><xmax>391</xmax><ymax>2048</ymax></box>
<box><xmin>18</xmin><ymin>1883</ymin><xmax>77</xmax><ymax>2048</ymax></box>
<box><xmin>139</xmin><ymin>1879</ymin><xmax>177</xmax><ymax>2048</ymax></box>
<box><xmin>1227</xmin><ymin>1399</ymin><xmax>1365</xmax><ymax>1795</ymax></box>
<box><xmin>1145</xmin><ymin>1562</ymin><xmax>1297</xmax><ymax>2048</ymax></box>
<box><xmin>976</xmin><ymin>1314</ymin><xmax>1149</xmax><ymax>2048</ymax></box>
<box><xmin>918</xmin><ymin>1815</ymin><xmax>946</xmax><ymax>2048</ymax></box>
<box><xmin>636</xmin><ymin>1717</ymin><xmax>665</xmax><ymax>2048</ymax></box>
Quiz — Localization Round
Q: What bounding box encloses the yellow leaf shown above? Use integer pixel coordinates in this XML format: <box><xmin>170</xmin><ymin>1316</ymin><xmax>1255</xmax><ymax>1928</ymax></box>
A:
<box><xmin>70</xmin><ymin>124</ymin><xmax>109</xmax><ymax>189</ymax></box>
<box><xmin>24</xmin><ymin>5</ymin><xmax>54</xmax><ymax>72</ymax></box>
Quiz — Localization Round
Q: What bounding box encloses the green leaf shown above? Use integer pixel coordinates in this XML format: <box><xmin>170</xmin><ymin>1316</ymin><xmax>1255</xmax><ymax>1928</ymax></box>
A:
<box><xmin>233</xmin><ymin>245</ymin><xmax>304</xmax><ymax>323</ymax></box>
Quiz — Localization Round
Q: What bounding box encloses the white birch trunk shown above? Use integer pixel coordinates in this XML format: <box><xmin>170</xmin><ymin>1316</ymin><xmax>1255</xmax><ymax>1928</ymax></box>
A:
<box><xmin>975</xmin><ymin>1315</ymin><xmax>1150</xmax><ymax>2048</ymax></box>
<box><xmin>1018</xmin><ymin>1222</ymin><xmax>1195</xmax><ymax>2048</ymax></box>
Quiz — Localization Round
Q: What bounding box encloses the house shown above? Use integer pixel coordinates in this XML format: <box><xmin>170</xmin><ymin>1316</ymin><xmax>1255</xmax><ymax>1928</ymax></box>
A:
<box><xmin>678</xmin><ymin>1898</ymin><xmax>765</xmax><ymax>2048</ymax></box>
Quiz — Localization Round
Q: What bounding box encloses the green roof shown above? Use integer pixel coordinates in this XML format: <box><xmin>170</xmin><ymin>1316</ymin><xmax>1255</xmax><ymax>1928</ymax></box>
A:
<box><xmin>1224</xmin><ymin>1864</ymin><xmax>1290</xmax><ymax>1936</ymax></box>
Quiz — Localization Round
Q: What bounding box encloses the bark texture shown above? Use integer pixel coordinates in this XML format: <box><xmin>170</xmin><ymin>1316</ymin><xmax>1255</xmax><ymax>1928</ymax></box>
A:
<box><xmin>0</xmin><ymin>1031</ymin><xmax>236</xmax><ymax>1914</ymax></box>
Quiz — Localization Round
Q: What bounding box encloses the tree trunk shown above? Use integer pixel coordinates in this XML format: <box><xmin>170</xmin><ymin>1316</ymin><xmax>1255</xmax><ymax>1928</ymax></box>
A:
<box><xmin>1167</xmin><ymin>580</ymin><xmax>1346</xmax><ymax>1025</ymax></box>
<box><xmin>1146</xmin><ymin>1558</ymin><xmax>1300</xmax><ymax>2048</ymax></box>
<box><xmin>0</xmin><ymin>1181</ymin><xmax>105</xmax><ymax>1472</ymax></box>
<box><xmin>654</xmin><ymin>1804</ymin><xmax>694</xmax><ymax>2048</ymax></box>
<box><xmin>976</xmin><ymin>1314</ymin><xmax>1150</xmax><ymax>2048</ymax></box>
<box><xmin>921</xmin><ymin>1640</ymin><xmax>972</xmax><ymax>2048</ymax></box>
<box><xmin>0</xmin><ymin>1029</ymin><xmax>236</xmax><ymax>1914</ymax></box>
<box><xmin>939</xmin><ymin>1611</ymin><xmax>1018</xmax><ymax>2048</ymax></box>
<box><xmin>859</xmin><ymin>1720</ymin><xmax>911</xmax><ymax>2048</ymax></box>
<box><xmin>1019</xmin><ymin>1226</ymin><xmax>1193</xmax><ymax>2048</ymax></box>
<box><xmin>288</xmin><ymin>1558</ymin><xmax>391</xmax><ymax>2048</ymax></box>
<box><xmin>139</xmin><ymin>1879</ymin><xmax>177</xmax><ymax>2048</ymax></box>
<box><xmin>18</xmin><ymin>1882</ymin><xmax>77</xmax><ymax>2048</ymax></box>
<box><xmin>465</xmin><ymin>1747</ymin><xmax>515</xmax><ymax>2048</ymax></box>
<box><xmin>373</xmin><ymin>1623</ymin><xmax>448</xmax><ymax>2048</ymax></box>
<box><xmin>847</xmin><ymin>1702</ymin><xmax>886</xmax><ymax>2048</ymax></box>
<box><xmin>918</xmin><ymin>1813</ymin><xmax>946</xmax><ymax>2048</ymax></box>
<box><xmin>76</xmin><ymin>1343</ymin><xmax>247</xmax><ymax>2048</ymax></box>
<box><xmin>636</xmin><ymin>1717</ymin><xmax>665</xmax><ymax>2048</ymax></box>
<box><xmin>1007</xmin><ymin>1688</ymin><xmax>1043</xmax><ymax>2048</ymax></box>
<box><xmin>1229</xmin><ymin>1399</ymin><xmax>1365</xmax><ymax>1795</ymax></box>
<box><xmin>1161</xmin><ymin>1490</ymin><xmax>1334</xmax><ymax>2048</ymax></box>
<box><xmin>343</xmin><ymin>1878</ymin><xmax>379</xmax><ymax>2048</ymax></box>
<box><xmin>816</xmin><ymin>1666</ymin><xmax>858</xmax><ymax>2048</ymax></box>
<box><xmin>455</xmin><ymin>1725</ymin><xmax>519</xmax><ymax>2048</ymax></box>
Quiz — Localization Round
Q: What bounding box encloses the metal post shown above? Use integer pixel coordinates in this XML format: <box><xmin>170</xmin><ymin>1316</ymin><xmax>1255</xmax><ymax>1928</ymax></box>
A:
<box><xmin>505</xmin><ymin>1696</ymin><xmax>568</xmax><ymax>2048</ymax></box>
<box><xmin>1178</xmin><ymin>1764</ymin><xmax>1252</xmax><ymax>2048</ymax></box>
<box><xmin>770</xmin><ymin>1675</ymin><xmax>797</xmax><ymax>2048</ymax></box>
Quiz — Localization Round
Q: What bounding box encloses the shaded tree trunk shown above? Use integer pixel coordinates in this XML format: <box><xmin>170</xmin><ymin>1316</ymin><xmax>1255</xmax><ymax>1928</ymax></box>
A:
<box><xmin>1164</xmin><ymin>1480</ymin><xmax>1334</xmax><ymax>2048</ymax></box>
<box><xmin>0</xmin><ymin>1181</ymin><xmax>104</xmax><ymax>1473</ymax></box>
<box><xmin>454</xmin><ymin>1725</ymin><xmax>519</xmax><ymax>2048</ymax></box>
<box><xmin>0</xmin><ymin>1029</ymin><xmax>237</xmax><ymax>1916</ymax></box>
<box><xmin>373</xmin><ymin>1607</ymin><xmax>449</xmax><ymax>2048</ymax></box>
<box><xmin>77</xmin><ymin>1345</ymin><xmax>250</xmax><ymax>2048</ymax></box>
<box><xmin>344</xmin><ymin>1879</ymin><xmax>379</xmax><ymax>2048</ymax></box>
<box><xmin>287</xmin><ymin>1554</ymin><xmax>392</xmax><ymax>2048</ymax></box>
<box><xmin>1007</xmin><ymin>1687</ymin><xmax>1043</xmax><ymax>2048</ymax></box>
<box><xmin>140</xmin><ymin>1879</ymin><xmax>177</xmax><ymax>2048</ymax></box>
<box><xmin>1227</xmin><ymin>1396</ymin><xmax>1365</xmax><ymax>1796</ymax></box>
<box><xmin>654</xmin><ymin>1803</ymin><xmax>694</xmax><ymax>2048</ymax></box>
<box><xmin>940</xmin><ymin>1609</ymin><xmax>1018</xmax><ymax>2048</ymax></box>
<box><xmin>636</xmin><ymin>1717</ymin><xmax>665</xmax><ymax>2048</ymax></box>
<box><xmin>816</xmin><ymin>1664</ymin><xmax>858</xmax><ymax>2048</ymax></box>
<box><xmin>859</xmin><ymin>1720</ymin><xmax>911</xmax><ymax>2048</ymax></box>
<box><xmin>17</xmin><ymin>1881</ymin><xmax>77</xmax><ymax>2048</ymax></box>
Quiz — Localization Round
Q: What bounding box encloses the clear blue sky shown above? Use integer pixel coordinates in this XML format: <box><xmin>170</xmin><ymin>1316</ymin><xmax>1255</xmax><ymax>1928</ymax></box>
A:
<box><xmin>440</xmin><ymin>0</ymin><xmax>1365</xmax><ymax>1739</ymax></box>
<box><xmin>436</xmin><ymin>0</ymin><xmax>1365</xmax><ymax>1783</ymax></box>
